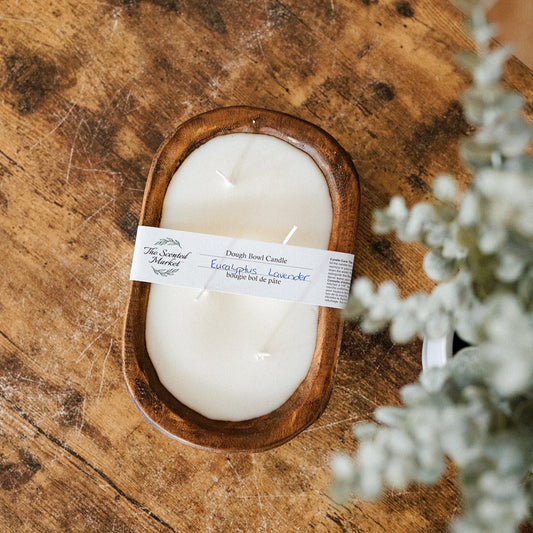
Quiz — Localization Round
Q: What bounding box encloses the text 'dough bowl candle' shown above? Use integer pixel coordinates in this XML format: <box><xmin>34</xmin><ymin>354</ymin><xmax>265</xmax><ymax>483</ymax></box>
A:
<box><xmin>123</xmin><ymin>107</ymin><xmax>359</xmax><ymax>452</ymax></box>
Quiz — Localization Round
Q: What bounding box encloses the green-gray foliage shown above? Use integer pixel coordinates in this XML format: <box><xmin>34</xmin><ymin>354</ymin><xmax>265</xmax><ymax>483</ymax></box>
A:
<box><xmin>151</xmin><ymin>266</ymin><xmax>180</xmax><ymax>277</ymax></box>
<box><xmin>154</xmin><ymin>238</ymin><xmax>181</xmax><ymax>247</ymax></box>
<box><xmin>332</xmin><ymin>2</ymin><xmax>533</xmax><ymax>531</ymax></box>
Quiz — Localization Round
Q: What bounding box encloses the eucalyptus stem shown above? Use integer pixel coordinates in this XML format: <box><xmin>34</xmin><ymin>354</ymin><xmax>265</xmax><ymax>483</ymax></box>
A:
<box><xmin>332</xmin><ymin>2</ymin><xmax>533</xmax><ymax>531</ymax></box>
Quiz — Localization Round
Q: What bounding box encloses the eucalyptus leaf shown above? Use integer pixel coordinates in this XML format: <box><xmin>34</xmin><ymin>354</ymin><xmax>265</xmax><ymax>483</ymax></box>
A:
<box><xmin>423</xmin><ymin>250</ymin><xmax>459</xmax><ymax>281</ymax></box>
<box><xmin>374</xmin><ymin>407</ymin><xmax>406</xmax><ymax>427</ymax></box>
<box><xmin>433</xmin><ymin>174</ymin><xmax>458</xmax><ymax>202</ymax></box>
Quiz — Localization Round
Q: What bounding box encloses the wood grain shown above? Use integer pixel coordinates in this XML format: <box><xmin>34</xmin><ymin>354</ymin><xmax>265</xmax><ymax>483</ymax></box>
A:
<box><xmin>123</xmin><ymin>106</ymin><xmax>360</xmax><ymax>451</ymax></box>
<box><xmin>0</xmin><ymin>0</ymin><xmax>531</xmax><ymax>531</ymax></box>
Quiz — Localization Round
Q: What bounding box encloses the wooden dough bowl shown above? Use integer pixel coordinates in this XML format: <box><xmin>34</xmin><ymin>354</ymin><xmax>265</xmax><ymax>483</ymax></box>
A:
<box><xmin>122</xmin><ymin>106</ymin><xmax>360</xmax><ymax>452</ymax></box>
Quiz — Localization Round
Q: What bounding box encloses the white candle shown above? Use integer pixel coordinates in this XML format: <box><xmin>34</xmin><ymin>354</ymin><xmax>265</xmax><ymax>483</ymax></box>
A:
<box><xmin>145</xmin><ymin>133</ymin><xmax>333</xmax><ymax>421</ymax></box>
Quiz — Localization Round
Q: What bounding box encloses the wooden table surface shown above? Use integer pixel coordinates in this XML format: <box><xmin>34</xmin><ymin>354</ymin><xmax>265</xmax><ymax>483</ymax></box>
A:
<box><xmin>1</xmin><ymin>1</ymin><xmax>531</xmax><ymax>532</ymax></box>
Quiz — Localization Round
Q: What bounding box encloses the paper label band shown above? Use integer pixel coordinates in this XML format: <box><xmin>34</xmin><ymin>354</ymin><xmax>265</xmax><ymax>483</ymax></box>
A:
<box><xmin>130</xmin><ymin>226</ymin><xmax>354</xmax><ymax>309</ymax></box>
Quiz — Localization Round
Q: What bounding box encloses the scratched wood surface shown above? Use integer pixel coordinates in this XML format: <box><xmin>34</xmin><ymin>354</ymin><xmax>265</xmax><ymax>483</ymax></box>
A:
<box><xmin>0</xmin><ymin>1</ymin><xmax>531</xmax><ymax>532</ymax></box>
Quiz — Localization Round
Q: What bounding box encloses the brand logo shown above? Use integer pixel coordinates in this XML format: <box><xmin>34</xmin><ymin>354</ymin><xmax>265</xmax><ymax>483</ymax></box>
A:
<box><xmin>143</xmin><ymin>237</ymin><xmax>191</xmax><ymax>277</ymax></box>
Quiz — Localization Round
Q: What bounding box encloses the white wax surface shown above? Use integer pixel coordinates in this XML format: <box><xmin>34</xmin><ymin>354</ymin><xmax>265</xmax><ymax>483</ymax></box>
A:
<box><xmin>145</xmin><ymin>133</ymin><xmax>333</xmax><ymax>421</ymax></box>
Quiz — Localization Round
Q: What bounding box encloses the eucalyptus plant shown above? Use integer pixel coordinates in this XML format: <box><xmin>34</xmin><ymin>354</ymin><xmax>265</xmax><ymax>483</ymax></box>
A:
<box><xmin>331</xmin><ymin>2</ymin><xmax>533</xmax><ymax>531</ymax></box>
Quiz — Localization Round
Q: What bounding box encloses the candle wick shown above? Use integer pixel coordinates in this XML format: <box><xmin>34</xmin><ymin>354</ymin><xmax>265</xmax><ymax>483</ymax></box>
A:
<box><xmin>282</xmin><ymin>225</ymin><xmax>298</xmax><ymax>245</ymax></box>
<box><xmin>216</xmin><ymin>169</ymin><xmax>234</xmax><ymax>187</ymax></box>
<box><xmin>194</xmin><ymin>272</ymin><xmax>217</xmax><ymax>301</ymax></box>
<box><xmin>254</xmin><ymin>227</ymin><xmax>300</xmax><ymax>357</ymax></box>
<box><xmin>194</xmin><ymin>287</ymin><xmax>209</xmax><ymax>301</ymax></box>
<box><xmin>194</xmin><ymin>237</ymin><xmax>239</xmax><ymax>301</ymax></box>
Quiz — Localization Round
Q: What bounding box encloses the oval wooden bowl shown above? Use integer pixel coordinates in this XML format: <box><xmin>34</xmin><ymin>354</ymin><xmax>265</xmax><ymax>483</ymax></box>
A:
<box><xmin>122</xmin><ymin>106</ymin><xmax>360</xmax><ymax>452</ymax></box>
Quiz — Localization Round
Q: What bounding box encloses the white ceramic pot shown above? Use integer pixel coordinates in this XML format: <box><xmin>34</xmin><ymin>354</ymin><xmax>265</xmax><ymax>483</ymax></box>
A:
<box><xmin>421</xmin><ymin>331</ymin><xmax>454</xmax><ymax>370</ymax></box>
